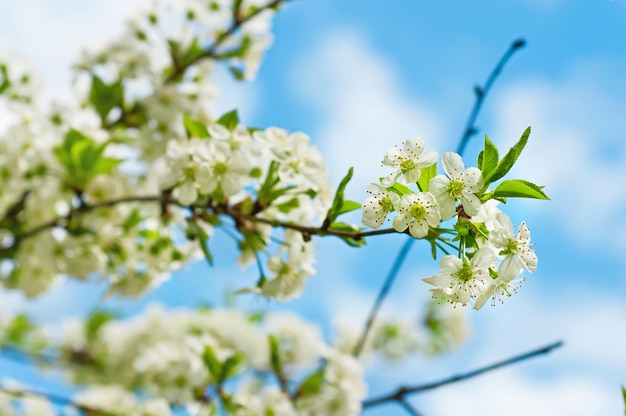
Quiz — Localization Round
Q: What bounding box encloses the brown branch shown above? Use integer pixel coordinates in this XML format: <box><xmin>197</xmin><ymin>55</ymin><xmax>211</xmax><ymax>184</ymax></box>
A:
<box><xmin>5</xmin><ymin>193</ymin><xmax>404</xmax><ymax>252</ymax></box>
<box><xmin>362</xmin><ymin>341</ymin><xmax>563</xmax><ymax>411</ymax></box>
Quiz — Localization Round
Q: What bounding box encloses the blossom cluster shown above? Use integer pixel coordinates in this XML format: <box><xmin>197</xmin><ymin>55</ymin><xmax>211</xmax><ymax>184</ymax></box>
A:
<box><xmin>0</xmin><ymin>303</ymin><xmax>467</xmax><ymax>415</ymax></box>
<box><xmin>0</xmin><ymin>1</ymin><xmax>336</xmax><ymax>301</ymax></box>
<box><xmin>361</xmin><ymin>135</ymin><xmax>545</xmax><ymax>309</ymax></box>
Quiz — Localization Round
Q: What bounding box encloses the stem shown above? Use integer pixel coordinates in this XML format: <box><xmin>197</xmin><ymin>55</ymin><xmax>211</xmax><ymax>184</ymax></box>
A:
<box><xmin>456</xmin><ymin>38</ymin><xmax>526</xmax><ymax>155</ymax></box>
<box><xmin>164</xmin><ymin>0</ymin><xmax>285</xmax><ymax>84</ymax></box>
<box><xmin>352</xmin><ymin>238</ymin><xmax>414</xmax><ymax>357</ymax></box>
<box><xmin>362</xmin><ymin>341</ymin><xmax>563</xmax><ymax>410</ymax></box>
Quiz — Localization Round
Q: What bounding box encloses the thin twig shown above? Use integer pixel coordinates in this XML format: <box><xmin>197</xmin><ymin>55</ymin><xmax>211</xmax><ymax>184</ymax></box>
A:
<box><xmin>164</xmin><ymin>0</ymin><xmax>285</xmax><ymax>84</ymax></box>
<box><xmin>352</xmin><ymin>238</ymin><xmax>414</xmax><ymax>357</ymax></box>
<box><xmin>398</xmin><ymin>398</ymin><xmax>423</xmax><ymax>416</ymax></box>
<box><xmin>362</xmin><ymin>341</ymin><xmax>563</xmax><ymax>410</ymax></box>
<box><xmin>351</xmin><ymin>37</ymin><xmax>526</xmax><ymax>360</ymax></box>
<box><xmin>456</xmin><ymin>38</ymin><xmax>526</xmax><ymax>155</ymax></box>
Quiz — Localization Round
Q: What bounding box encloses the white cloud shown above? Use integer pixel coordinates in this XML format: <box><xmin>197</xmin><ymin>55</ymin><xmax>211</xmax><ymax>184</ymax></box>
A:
<box><xmin>290</xmin><ymin>29</ymin><xmax>443</xmax><ymax>200</ymax></box>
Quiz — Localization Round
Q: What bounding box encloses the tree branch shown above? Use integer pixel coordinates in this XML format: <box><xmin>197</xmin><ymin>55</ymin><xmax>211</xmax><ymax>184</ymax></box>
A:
<box><xmin>362</xmin><ymin>341</ymin><xmax>563</xmax><ymax>410</ymax></box>
<box><xmin>456</xmin><ymin>38</ymin><xmax>526</xmax><ymax>155</ymax></box>
<box><xmin>352</xmin><ymin>238</ymin><xmax>414</xmax><ymax>357</ymax></box>
<box><xmin>4</xmin><ymin>194</ymin><xmax>406</xmax><ymax>253</ymax></box>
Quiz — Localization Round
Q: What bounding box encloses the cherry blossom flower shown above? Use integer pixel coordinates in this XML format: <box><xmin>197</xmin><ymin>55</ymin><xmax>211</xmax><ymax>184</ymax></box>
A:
<box><xmin>424</xmin><ymin>246</ymin><xmax>496</xmax><ymax>306</ymax></box>
<box><xmin>381</xmin><ymin>138</ymin><xmax>438</xmax><ymax>186</ymax></box>
<box><xmin>429</xmin><ymin>152</ymin><xmax>484</xmax><ymax>220</ymax></box>
<box><xmin>392</xmin><ymin>192</ymin><xmax>440</xmax><ymax>238</ymax></box>
<box><xmin>361</xmin><ymin>183</ymin><xmax>400</xmax><ymax>229</ymax></box>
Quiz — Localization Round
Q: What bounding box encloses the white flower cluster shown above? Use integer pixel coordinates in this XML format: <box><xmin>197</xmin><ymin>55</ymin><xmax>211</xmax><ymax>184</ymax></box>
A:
<box><xmin>0</xmin><ymin>0</ymin><xmax>333</xmax><ymax>301</ymax></box>
<box><xmin>362</xmin><ymin>138</ymin><xmax>539</xmax><ymax>309</ymax></box>
<box><xmin>0</xmin><ymin>306</ymin><xmax>369</xmax><ymax>415</ymax></box>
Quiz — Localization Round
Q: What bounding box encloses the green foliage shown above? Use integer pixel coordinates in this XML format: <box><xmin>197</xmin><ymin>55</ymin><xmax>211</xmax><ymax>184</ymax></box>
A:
<box><xmin>324</xmin><ymin>167</ymin><xmax>355</xmax><ymax>228</ymax></box>
<box><xmin>417</xmin><ymin>163</ymin><xmax>437</xmax><ymax>192</ymax></box>
<box><xmin>183</xmin><ymin>114</ymin><xmax>210</xmax><ymax>138</ymax></box>
<box><xmin>297</xmin><ymin>369</ymin><xmax>325</xmax><ymax>398</ymax></box>
<box><xmin>53</xmin><ymin>129</ymin><xmax>122</xmax><ymax>191</ymax></box>
<box><xmin>477</xmin><ymin>135</ymin><xmax>499</xmax><ymax>181</ymax></box>
<box><xmin>6</xmin><ymin>314</ymin><xmax>35</xmax><ymax>344</ymax></box>
<box><xmin>492</xmin><ymin>179</ymin><xmax>550</xmax><ymax>200</ymax></box>
<box><xmin>217</xmin><ymin>109</ymin><xmax>240</xmax><ymax>132</ymax></box>
<box><xmin>387</xmin><ymin>181</ymin><xmax>414</xmax><ymax>197</ymax></box>
<box><xmin>85</xmin><ymin>311</ymin><xmax>117</xmax><ymax>343</ymax></box>
<box><xmin>89</xmin><ymin>75</ymin><xmax>124</xmax><ymax>124</ymax></box>
<box><xmin>485</xmin><ymin>127</ymin><xmax>530</xmax><ymax>185</ymax></box>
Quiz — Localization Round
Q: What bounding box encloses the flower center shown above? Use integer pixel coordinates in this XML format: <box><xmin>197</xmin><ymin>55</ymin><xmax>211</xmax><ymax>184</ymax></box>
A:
<box><xmin>409</xmin><ymin>203</ymin><xmax>426</xmax><ymax>220</ymax></box>
<box><xmin>400</xmin><ymin>158</ymin><xmax>416</xmax><ymax>173</ymax></box>
<box><xmin>380</xmin><ymin>195</ymin><xmax>394</xmax><ymax>212</ymax></box>
<box><xmin>214</xmin><ymin>161</ymin><xmax>228</xmax><ymax>175</ymax></box>
<box><xmin>448</xmin><ymin>179</ymin><xmax>464</xmax><ymax>198</ymax></box>
<box><xmin>453</xmin><ymin>265</ymin><xmax>474</xmax><ymax>282</ymax></box>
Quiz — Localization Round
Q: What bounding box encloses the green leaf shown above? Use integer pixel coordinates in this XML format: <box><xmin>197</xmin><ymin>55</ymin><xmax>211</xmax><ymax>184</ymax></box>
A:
<box><xmin>220</xmin><ymin>353</ymin><xmax>244</xmax><ymax>381</ymax></box>
<box><xmin>90</xmin><ymin>157</ymin><xmax>123</xmax><ymax>177</ymax></box>
<box><xmin>183</xmin><ymin>114</ymin><xmax>210</xmax><ymax>138</ymax></box>
<box><xmin>217</xmin><ymin>109</ymin><xmax>240</xmax><ymax>131</ymax></box>
<box><xmin>387</xmin><ymin>181</ymin><xmax>414</xmax><ymax>197</ymax></box>
<box><xmin>202</xmin><ymin>345</ymin><xmax>222</xmax><ymax>377</ymax></box>
<box><xmin>182</xmin><ymin>37</ymin><xmax>206</xmax><ymax>65</ymax></box>
<box><xmin>324</xmin><ymin>167</ymin><xmax>354</xmax><ymax>226</ymax></box>
<box><xmin>329</xmin><ymin>222</ymin><xmax>366</xmax><ymax>247</ymax></box>
<box><xmin>229</xmin><ymin>66</ymin><xmax>245</xmax><ymax>81</ymax></box>
<box><xmin>89</xmin><ymin>75</ymin><xmax>124</xmax><ymax>123</ymax></box>
<box><xmin>297</xmin><ymin>369</ymin><xmax>325</xmax><ymax>398</ymax></box>
<box><xmin>54</xmin><ymin>129</ymin><xmax>121</xmax><ymax>190</ymax></box>
<box><xmin>268</xmin><ymin>335</ymin><xmax>282</xmax><ymax>375</ymax></box>
<box><xmin>85</xmin><ymin>311</ymin><xmax>116</xmax><ymax>343</ymax></box>
<box><xmin>275</xmin><ymin>197</ymin><xmax>300</xmax><ymax>214</ymax></box>
<box><xmin>480</xmin><ymin>135</ymin><xmax>499</xmax><ymax>183</ymax></box>
<box><xmin>6</xmin><ymin>314</ymin><xmax>35</xmax><ymax>344</ymax></box>
<box><xmin>492</xmin><ymin>179</ymin><xmax>550</xmax><ymax>200</ymax></box>
<box><xmin>621</xmin><ymin>385</ymin><xmax>626</xmax><ymax>415</ymax></box>
<box><xmin>417</xmin><ymin>163</ymin><xmax>437</xmax><ymax>192</ymax></box>
<box><xmin>336</xmin><ymin>200</ymin><xmax>362</xmax><ymax>216</ymax></box>
<box><xmin>488</xmin><ymin>127</ymin><xmax>531</xmax><ymax>183</ymax></box>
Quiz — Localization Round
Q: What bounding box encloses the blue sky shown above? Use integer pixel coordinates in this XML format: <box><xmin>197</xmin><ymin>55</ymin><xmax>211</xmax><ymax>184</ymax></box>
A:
<box><xmin>1</xmin><ymin>0</ymin><xmax>626</xmax><ymax>414</ymax></box>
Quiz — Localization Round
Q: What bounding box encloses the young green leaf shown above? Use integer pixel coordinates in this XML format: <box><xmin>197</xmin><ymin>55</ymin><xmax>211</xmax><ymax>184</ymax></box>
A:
<box><xmin>489</xmin><ymin>127</ymin><xmax>531</xmax><ymax>183</ymax></box>
<box><xmin>297</xmin><ymin>369</ymin><xmax>325</xmax><ymax>398</ymax></box>
<box><xmin>336</xmin><ymin>200</ymin><xmax>362</xmax><ymax>216</ymax></box>
<box><xmin>89</xmin><ymin>75</ymin><xmax>124</xmax><ymax>123</ymax></box>
<box><xmin>183</xmin><ymin>114</ymin><xmax>210</xmax><ymax>138</ymax></box>
<box><xmin>492</xmin><ymin>179</ymin><xmax>550</xmax><ymax>200</ymax></box>
<box><xmin>85</xmin><ymin>311</ymin><xmax>117</xmax><ymax>343</ymax></box>
<box><xmin>387</xmin><ymin>181</ymin><xmax>414</xmax><ymax>197</ymax></box>
<box><xmin>202</xmin><ymin>345</ymin><xmax>222</xmax><ymax>378</ymax></box>
<box><xmin>268</xmin><ymin>335</ymin><xmax>282</xmax><ymax>375</ymax></box>
<box><xmin>417</xmin><ymin>163</ymin><xmax>437</xmax><ymax>192</ymax></box>
<box><xmin>217</xmin><ymin>109</ymin><xmax>240</xmax><ymax>131</ymax></box>
<box><xmin>324</xmin><ymin>167</ymin><xmax>354</xmax><ymax>227</ymax></box>
<box><xmin>480</xmin><ymin>135</ymin><xmax>499</xmax><ymax>184</ymax></box>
